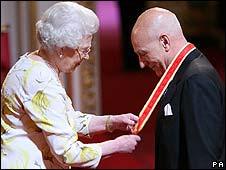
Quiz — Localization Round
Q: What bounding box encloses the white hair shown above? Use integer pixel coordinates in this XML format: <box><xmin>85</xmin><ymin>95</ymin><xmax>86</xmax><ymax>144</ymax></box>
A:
<box><xmin>36</xmin><ymin>1</ymin><xmax>99</xmax><ymax>50</ymax></box>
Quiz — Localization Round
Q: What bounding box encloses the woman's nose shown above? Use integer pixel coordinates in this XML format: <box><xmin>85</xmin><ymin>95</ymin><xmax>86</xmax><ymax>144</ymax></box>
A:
<box><xmin>83</xmin><ymin>54</ymin><xmax>89</xmax><ymax>60</ymax></box>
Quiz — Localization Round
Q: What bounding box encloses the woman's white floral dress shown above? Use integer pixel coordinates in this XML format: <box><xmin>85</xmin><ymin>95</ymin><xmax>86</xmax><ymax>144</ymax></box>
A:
<box><xmin>1</xmin><ymin>53</ymin><xmax>102</xmax><ymax>169</ymax></box>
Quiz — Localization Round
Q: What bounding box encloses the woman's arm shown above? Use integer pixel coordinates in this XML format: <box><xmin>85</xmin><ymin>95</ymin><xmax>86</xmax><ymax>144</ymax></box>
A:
<box><xmin>88</xmin><ymin>113</ymin><xmax>139</xmax><ymax>134</ymax></box>
<box><xmin>99</xmin><ymin>135</ymin><xmax>141</xmax><ymax>156</ymax></box>
<box><xmin>87</xmin><ymin>115</ymin><xmax>109</xmax><ymax>134</ymax></box>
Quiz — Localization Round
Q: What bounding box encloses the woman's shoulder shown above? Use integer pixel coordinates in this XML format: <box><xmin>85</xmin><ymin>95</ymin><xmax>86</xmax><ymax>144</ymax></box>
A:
<box><xmin>4</xmin><ymin>53</ymin><xmax>55</xmax><ymax>88</ymax></box>
<box><xmin>9</xmin><ymin>53</ymin><xmax>48</xmax><ymax>71</ymax></box>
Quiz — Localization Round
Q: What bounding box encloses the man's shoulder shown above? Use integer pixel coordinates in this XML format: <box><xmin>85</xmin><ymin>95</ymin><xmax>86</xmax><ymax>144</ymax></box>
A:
<box><xmin>183</xmin><ymin>55</ymin><xmax>216</xmax><ymax>80</ymax></box>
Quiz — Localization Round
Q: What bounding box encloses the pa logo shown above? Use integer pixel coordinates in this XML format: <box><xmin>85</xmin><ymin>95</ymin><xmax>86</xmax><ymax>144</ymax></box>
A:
<box><xmin>212</xmin><ymin>161</ymin><xmax>224</xmax><ymax>168</ymax></box>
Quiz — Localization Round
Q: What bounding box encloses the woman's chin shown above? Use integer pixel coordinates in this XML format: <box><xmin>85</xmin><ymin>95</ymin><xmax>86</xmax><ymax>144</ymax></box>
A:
<box><xmin>65</xmin><ymin>67</ymin><xmax>76</xmax><ymax>73</ymax></box>
<box><xmin>70</xmin><ymin>64</ymin><xmax>79</xmax><ymax>72</ymax></box>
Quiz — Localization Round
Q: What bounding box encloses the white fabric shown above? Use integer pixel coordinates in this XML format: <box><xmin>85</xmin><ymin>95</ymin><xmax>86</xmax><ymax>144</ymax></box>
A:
<box><xmin>164</xmin><ymin>103</ymin><xmax>173</xmax><ymax>116</ymax></box>
<box><xmin>1</xmin><ymin>53</ymin><xmax>102</xmax><ymax>169</ymax></box>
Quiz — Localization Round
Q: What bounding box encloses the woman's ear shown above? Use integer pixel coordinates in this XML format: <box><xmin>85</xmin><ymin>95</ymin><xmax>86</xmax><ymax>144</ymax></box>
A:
<box><xmin>54</xmin><ymin>47</ymin><xmax>64</xmax><ymax>59</ymax></box>
<box><xmin>159</xmin><ymin>34</ymin><xmax>170</xmax><ymax>52</ymax></box>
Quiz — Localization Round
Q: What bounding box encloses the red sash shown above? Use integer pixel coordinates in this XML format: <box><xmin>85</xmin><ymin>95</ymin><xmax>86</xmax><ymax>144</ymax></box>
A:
<box><xmin>132</xmin><ymin>43</ymin><xmax>195</xmax><ymax>134</ymax></box>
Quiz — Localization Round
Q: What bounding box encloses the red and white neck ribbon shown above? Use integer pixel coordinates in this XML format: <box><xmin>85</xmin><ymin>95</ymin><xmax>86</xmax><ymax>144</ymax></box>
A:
<box><xmin>132</xmin><ymin>43</ymin><xmax>195</xmax><ymax>134</ymax></box>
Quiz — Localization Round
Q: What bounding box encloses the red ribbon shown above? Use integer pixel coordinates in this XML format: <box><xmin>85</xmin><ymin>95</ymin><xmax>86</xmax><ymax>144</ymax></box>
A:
<box><xmin>1</xmin><ymin>32</ymin><xmax>11</xmax><ymax>86</ymax></box>
<box><xmin>133</xmin><ymin>43</ymin><xmax>195</xmax><ymax>134</ymax></box>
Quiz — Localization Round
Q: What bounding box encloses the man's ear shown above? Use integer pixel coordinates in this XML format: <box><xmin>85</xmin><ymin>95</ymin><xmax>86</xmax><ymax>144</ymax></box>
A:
<box><xmin>159</xmin><ymin>34</ymin><xmax>170</xmax><ymax>52</ymax></box>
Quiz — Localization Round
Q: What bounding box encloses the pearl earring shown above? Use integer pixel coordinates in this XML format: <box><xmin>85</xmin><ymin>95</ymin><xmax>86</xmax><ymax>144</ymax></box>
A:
<box><xmin>59</xmin><ymin>54</ymin><xmax>63</xmax><ymax>58</ymax></box>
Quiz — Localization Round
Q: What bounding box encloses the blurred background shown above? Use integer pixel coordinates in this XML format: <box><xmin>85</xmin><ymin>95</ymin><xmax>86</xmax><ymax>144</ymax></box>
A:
<box><xmin>1</xmin><ymin>1</ymin><xmax>225</xmax><ymax>169</ymax></box>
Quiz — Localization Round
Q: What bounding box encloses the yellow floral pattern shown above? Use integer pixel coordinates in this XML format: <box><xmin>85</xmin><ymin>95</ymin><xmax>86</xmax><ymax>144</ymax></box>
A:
<box><xmin>20</xmin><ymin>148</ymin><xmax>30</xmax><ymax>168</ymax></box>
<box><xmin>80</xmin><ymin>147</ymin><xmax>99</xmax><ymax>162</ymax></box>
<box><xmin>1</xmin><ymin>94</ymin><xmax>16</xmax><ymax>115</ymax></box>
<box><xmin>31</xmin><ymin>90</ymin><xmax>53</xmax><ymax>128</ymax></box>
<box><xmin>23</xmin><ymin>60</ymin><xmax>38</xmax><ymax>88</ymax></box>
<box><xmin>1</xmin><ymin>53</ymin><xmax>102</xmax><ymax>169</ymax></box>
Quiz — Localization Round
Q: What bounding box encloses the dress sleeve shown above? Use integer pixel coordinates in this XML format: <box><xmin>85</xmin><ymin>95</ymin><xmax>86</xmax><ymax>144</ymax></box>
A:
<box><xmin>20</xmin><ymin>65</ymin><xmax>102</xmax><ymax>168</ymax></box>
<box><xmin>64</xmin><ymin>97</ymin><xmax>94</xmax><ymax>137</ymax></box>
<box><xmin>181</xmin><ymin>74</ymin><xmax>224</xmax><ymax>169</ymax></box>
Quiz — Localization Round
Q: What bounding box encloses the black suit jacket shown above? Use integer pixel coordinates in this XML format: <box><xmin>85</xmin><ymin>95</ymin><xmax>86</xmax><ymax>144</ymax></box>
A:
<box><xmin>155</xmin><ymin>49</ymin><xmax>225</xmax><ymax>169</ymax></box>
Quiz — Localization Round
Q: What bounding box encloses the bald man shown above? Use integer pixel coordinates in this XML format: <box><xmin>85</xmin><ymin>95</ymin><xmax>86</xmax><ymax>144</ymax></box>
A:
<box><xmin>131</xmin><ymin>7</ymin><xmax>225</xmax><ymax>169</ymax></box>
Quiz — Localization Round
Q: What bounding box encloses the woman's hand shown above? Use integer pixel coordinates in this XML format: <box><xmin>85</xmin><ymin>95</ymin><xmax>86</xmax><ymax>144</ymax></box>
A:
<box><xmin>100</xmin><ymin>134</ymin><xmax>141</xmax><ymax>156</ymax></box>
<box><xmin>113</xmin><ymin>135</ymin><xmax>141</xmax><ymax>153</ymax></box>
<box><xmin>107</xmin><ymin>113</ymin><xmax>139</xmax><ymax>132</ymax></box>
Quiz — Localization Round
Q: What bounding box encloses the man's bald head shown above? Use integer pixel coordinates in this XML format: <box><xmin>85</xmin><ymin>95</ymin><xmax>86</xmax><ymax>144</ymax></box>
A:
<box><xmin>131</xmin><ymin>7</ymin><xmax>185</xmax><ymax>43</ymax></box>
<box><xmin>131</xmin><ymin>7</ymin><xmax>188</xmax><ymax>76</ymax></box>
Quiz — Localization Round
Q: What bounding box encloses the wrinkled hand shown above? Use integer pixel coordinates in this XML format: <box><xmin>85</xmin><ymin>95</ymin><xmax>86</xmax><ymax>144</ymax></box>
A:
<box><xmin>110</xmin><ymin>113</ymin><xmax>139</xmax><ymax>132</ymax></box>
<box><xmin>114</xmin><ymin>134</ymin><xmax>141</xmax><ymax>153</ymax></box>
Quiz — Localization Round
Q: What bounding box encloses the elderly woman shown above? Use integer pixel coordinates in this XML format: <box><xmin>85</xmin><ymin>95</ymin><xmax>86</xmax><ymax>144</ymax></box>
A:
<box><xmin>1</xmin><ymin>2</ymin><xmax>141</xmax><ymax>169</ymax></box>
